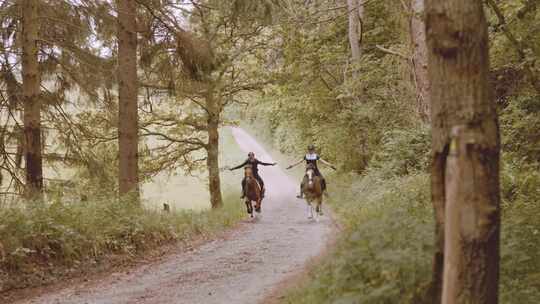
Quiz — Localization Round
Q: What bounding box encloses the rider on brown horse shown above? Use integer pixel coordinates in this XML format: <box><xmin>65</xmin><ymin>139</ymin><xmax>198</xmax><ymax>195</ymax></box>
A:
<box><xmin>286</xmin><ymin>144</ymin><xmax>336</xmax><ymax>198</ymax></box>
<box><xmin>230</xmin><ymin>152</ymin><xmax>276</xmax><ymax>198</ymax></box>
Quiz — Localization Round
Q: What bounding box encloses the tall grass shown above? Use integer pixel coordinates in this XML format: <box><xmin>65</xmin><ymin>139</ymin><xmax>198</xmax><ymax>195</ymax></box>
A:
<box><xmin>0</xmin><ymin>194</ymin><xmax>245</xmax><ymax>292</ymax></box>
<box><xmin>284</xmin><ymin>167</ymin><xmax>540</xmax><ymax>303</ymax></box>
<box><xmin>284</xmin><ymin>172</ymin><xmax>433</xmax><ymax>304</ymax></box>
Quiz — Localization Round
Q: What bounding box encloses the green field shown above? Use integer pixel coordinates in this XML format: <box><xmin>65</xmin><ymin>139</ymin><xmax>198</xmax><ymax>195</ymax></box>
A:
<box><xmin>142</xmin><ymin>127</ymin><xmax>247</xmax><ymax>210</ymax></box>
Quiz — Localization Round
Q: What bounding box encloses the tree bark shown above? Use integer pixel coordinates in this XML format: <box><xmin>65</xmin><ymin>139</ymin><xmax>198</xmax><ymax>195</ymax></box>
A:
<box><xmin>410</xmin><ymin>0</ymin><xmax>430</xmax><ymax>123</ymax></box>
<box><xmin>410</xmin><ymin>0</ymin><xmax>439</xmax><ymax>300</ymax></box>
<box><xmin>429</xmin><ymin>150</ymin><xmax>446</xmax><ymax>303</ymax></box>
<box><xmin>425</xmin><ymin>1</ymin><xmax>501</xmax><ymax>303</ymax></box>
<box><xmin>347</xmin><ymin>0</ymin><xmax>364</xmax><ymax>64</ymax></box>
<box><xmin>117</xmin><ymin>0</ymin><xmax>140</xmax><ymax>200</ymax></box>
<box><xmin>206</xmin><ymin>93</ymin><xmax>223</xmax><ymax>209</ymax></box>
<box><xmin>22</xmin><ymin>0</ymin><xmax>43</xmax><ymax>200</ymax></box>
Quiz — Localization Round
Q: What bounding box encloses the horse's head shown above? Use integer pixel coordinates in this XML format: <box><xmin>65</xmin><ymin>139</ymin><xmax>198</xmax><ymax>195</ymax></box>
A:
<box><xmin>305</xmin><ymin>164</ymin><xmax>316</xmax><ymax>187</ymax></box>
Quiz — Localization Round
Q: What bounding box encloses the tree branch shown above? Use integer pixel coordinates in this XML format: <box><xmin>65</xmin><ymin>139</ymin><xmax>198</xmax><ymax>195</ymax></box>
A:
<box><xmin>375</xmin><ymin>45</ymin><xmax>410</xmax><ymax>61</ymax></box>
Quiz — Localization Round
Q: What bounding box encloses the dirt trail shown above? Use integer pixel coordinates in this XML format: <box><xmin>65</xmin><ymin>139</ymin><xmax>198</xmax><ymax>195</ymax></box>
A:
<box><xmin>16</xmin><ymin>127</ymin><xmax>333</xmax><ymax>304</ymax></box>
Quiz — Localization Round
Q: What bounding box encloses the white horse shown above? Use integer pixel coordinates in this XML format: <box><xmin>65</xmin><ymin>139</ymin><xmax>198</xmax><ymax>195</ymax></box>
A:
<box><xmin>302</xmin><ymin>165</ymin><xmax>323</xmax><ymax>221</ymax></box>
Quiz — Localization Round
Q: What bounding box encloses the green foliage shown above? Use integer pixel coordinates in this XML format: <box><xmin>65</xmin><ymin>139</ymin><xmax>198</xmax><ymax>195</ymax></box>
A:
<box><xmin>501</xmin><ymin>198</ymin><xmax>540</xmax><ymax>303</ymax></box>
<box><xmin>241</xmin><ymin>0</ymin><xmax>418</xmax><ymax>173</ymax></box>
<box><xmin>369</xmin><ymin>126</ymin><xmax>431</xmax><ymax>178</ymax></box>
<box><xmin>0</xmin><ymin>195</ymin><xmax>244</xmax><ymax>292</ymax></box>
<box><xmin>487</xmin><ymin>0</ymin><xmax>540</xmax><ymax>95</ymax></box>
<box><xmin>285</xmin><ymin>167</ymin><xmax>540</xmax><ymax>303</ymax></box>
<box><xmin>244</xmin><ymin>53</ymin><xmax>417</xmax><ymax>173</ymax></box>
<box><xmin>285</xmin><ymin>173</ymin><xmax>433</xmax><ymax>304</ymax></box>
<box><xmin>238</xmin><ymin>0</ymin><xmax>540</xmax><ymax>302</ymax></box>
<box><xmin>500</xmin><ymin>94</ymin><xmax>540</xmax><ymax>164</ymax></box>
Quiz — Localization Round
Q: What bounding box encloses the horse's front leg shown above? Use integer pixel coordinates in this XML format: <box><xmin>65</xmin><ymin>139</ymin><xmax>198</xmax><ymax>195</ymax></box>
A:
<box><xmin>306</xmin><ymin>201</ymin><xmax>314</xmax><ymax>219</ymax></box>
<box><xmin>255</xmin><ymin>198</ymin><xmax>262</xmax><ymax>213</ymax></box>
<box><xmin>245</xmin><ymin>200</ymin><xmax>253</xmax><ymax>216</ymax></box>
<box><xmin>316</xmin><ymin>197</ymin><xmax>323</xmax><ymax>216</ymax></box>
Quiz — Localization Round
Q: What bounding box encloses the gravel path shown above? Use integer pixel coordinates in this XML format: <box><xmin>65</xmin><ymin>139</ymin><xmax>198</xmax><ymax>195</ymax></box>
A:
<box><xmin>17</xmin><ymin>127</ymin><xmax>333</xmax><ymax>304</ymax></box>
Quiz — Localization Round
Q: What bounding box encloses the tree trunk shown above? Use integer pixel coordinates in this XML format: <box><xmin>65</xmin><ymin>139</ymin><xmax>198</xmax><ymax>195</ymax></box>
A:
<box><xmin>22</xmin><ymin>0</ymin><xmax>43</xmax><ymax>200</ymax></box>
<box><xmin>117</xmin><ymin>0</ymin><xmax>139</xmax><ymax>200</ymax></box>
<box><xmin>425</xmin><ymin>1</ymin><xmax>501</xmax><ymax>303</ymax></box>
<box><xmin>410</xmin><ymin>0</ymin><xmax>430</xmax><ymax>123</ymax></box>
<box><xmin>206</xmin><ymin>93</ymin><xmax>223</xmax><ymax>209</ymax></box>
<box><xmin>410</xmin><ymin>0</ymin><xmax>439</xmax><ymax>300</ymax></box>
<box><xmin>429</xmin><ymin>151</ymin><xmax>446</xmax><ymax>303</ymax></box>
<box><xmin>347</xmin><ymin>0</ymin><xmax>364</xmax><ymax>64</ymax></box>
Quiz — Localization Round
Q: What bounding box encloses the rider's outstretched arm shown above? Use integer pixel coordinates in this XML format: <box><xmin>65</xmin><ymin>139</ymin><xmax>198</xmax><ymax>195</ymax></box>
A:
<box><xmin>319</xmin><ymin>158</ymin><xmax>337</xmax><ymax>170</ymax></box>
<box><xmin>256</xmin><ymin>159</ymin><xmax>277</xmax><ymax>166</ymax></box>
<box><xmin>286</xmin><ymin>158</ymin><xmax>304</xmax><ymax>169</ymax></box>
<box><xmin>230</xmin><ymin>160</ymin><xmax>248</xmax><ymax>171</ymax></box>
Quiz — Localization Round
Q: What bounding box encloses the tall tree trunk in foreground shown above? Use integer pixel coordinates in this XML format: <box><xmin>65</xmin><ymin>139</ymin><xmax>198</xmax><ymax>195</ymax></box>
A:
<box><xmin>425</xmin><ymin>1</ymin><xmax>501</xmax><ymax>303</ymax></box>
<box><xmin>206</xmin><ymin>92</ymin><xmax>223</xmax><ymax>209</ymax></box>
<box><xmin>347</xmin><ymin>0</ymin><xmax>364</xmax><ymax>64</ymax></box>
<box><xmin>22</xmin><ymin>0</ymin><xmax>43</xmax><ymax>199</ymax></box>
<box><xmin>117</xmin><ymin>0</ymin><xmax>139</xmax><ymax>200</ymax></box>
<box><xmin>410</xmin><ymin>0</ymin><xmax>430</xmax><ymax>123</ymax></box>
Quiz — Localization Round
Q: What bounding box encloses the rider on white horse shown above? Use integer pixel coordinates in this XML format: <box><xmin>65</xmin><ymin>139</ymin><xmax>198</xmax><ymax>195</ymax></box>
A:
<box><xmin>286</xmin><ymin>144</ymin><xmax>336</xmax><ymax>198</ymax></box>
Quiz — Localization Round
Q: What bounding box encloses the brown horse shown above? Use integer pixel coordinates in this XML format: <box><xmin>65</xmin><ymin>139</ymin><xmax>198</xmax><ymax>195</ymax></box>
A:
<box><xmin>244</xmin><ymin>166</ymin><xmax>262</xmax><ymax>217</ymax></box>
<box><xmin>302</xmin><ymin>164</ymin><xmax>323</xmax><ymax>220</ymax></box>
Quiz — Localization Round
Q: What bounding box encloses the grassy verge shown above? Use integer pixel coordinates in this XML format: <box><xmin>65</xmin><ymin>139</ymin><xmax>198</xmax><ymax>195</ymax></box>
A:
<box><xmin>284</xmin><ymin>172</ymin><xmax>433</xmax><ymax>304</ymax></box>
<box><xmin>0</xmin><ymin>127</ymin><xmax>248</xmax><ymax>293</ymax></box>
<box><xmin>282</xmin><ymin>167</ymin><xmax>540</xmax><ymax>303</ymax></box>
<box><xmin>0</xmin><ymin>194</ymin><xmax>244</xmax><ymax>292</ymax></box>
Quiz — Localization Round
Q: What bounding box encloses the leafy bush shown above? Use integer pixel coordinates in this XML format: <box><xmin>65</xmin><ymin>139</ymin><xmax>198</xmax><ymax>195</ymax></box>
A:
<box><xmin>285</xmin><ymin>173</ymin><xmax>433</xmax><ymax>304</ymax></box>
<box><xmin>500</xmin><ymin>198</ymin><xmax>540</xmax><ymax>303</ymax></box>
<box><xmin>500</xmin><ymin>94</ymin><xmax>540</xmax><ymax>164</ymax></box>
<box><xmin>369</xmin><ymin>126</ymin><xmax>431</xmax><ymax>178</ymax></box>
<box><xmin>286</xmin><ymin>167</ymin><xmax>540</xmax><ymax>303</ymax></box>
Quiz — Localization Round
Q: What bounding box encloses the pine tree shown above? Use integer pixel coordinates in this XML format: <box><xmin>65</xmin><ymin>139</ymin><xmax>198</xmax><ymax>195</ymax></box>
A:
<box><xmin>116</xmin><ymin>0</ymin><xmax>140</xmax><ymax>200</ymax></box>
<box><xmin>21</xmin><ymin>0</ymin><xmax>43</xmax><ymax>199</ymax></box>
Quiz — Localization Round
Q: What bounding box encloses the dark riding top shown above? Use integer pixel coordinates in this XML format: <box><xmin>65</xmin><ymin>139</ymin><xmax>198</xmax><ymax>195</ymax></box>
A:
<box><xmin>231</xmin><ymin>158</ymin><xmax>273</xmax><ymax>177</ymax></box>
<box><xmin>304</xmin><ymin>153</ymin><xmax>321</xmax><ymax>175</ymax></box>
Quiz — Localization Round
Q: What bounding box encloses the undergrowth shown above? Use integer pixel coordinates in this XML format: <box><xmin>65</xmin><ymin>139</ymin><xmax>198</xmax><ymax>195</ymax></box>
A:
<box><xmin>281</xmin><ymin>111</ymin><xmax>540</xmax><ymax>303</ymax></box>
<box><xmin>283</xmin><ymin>162</ymin><xmax>540</xmax><ymax>304</ymax></box>
<box><xmin>0</xmin><ymin>194</ymin><xmax>244</xmax><ymax>292</ymax></box>
<box><xmin>284</xmin><ymin>172</ymin><xmax>433</xmax><ymax>304</ymax></box>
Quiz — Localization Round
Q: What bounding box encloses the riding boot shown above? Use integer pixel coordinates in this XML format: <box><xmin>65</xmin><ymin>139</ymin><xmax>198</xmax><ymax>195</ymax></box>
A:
<box><xmin>261</xmin><ymin>186</ymin><xmax>265</xmax><ymax>198</ymax></box>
